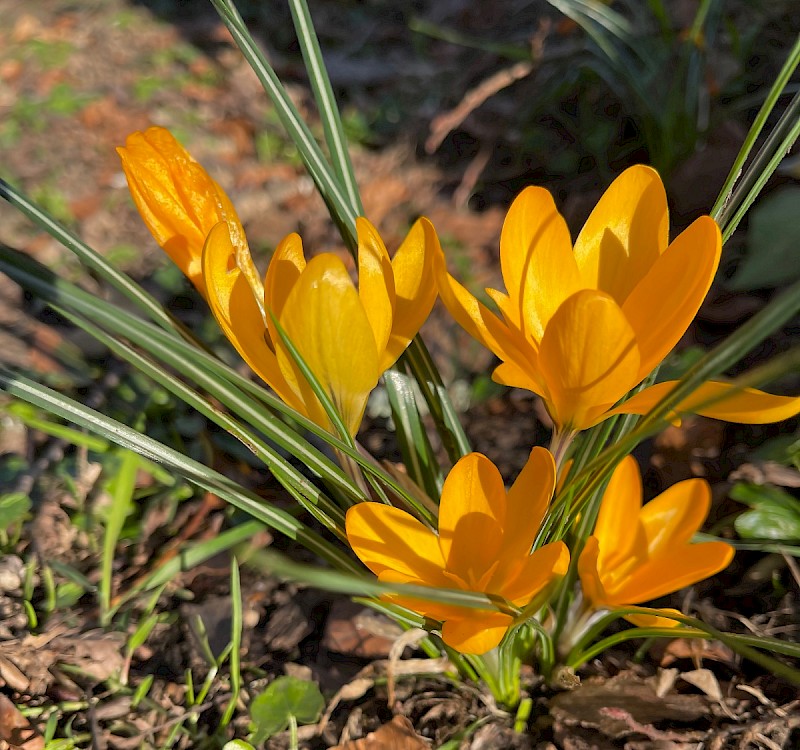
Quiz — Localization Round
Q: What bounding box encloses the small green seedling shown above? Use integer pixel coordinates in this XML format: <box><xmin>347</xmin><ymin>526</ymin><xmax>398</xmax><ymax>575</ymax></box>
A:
<box><xmin>248</xmin><ymin>676</ymin><xmax>324</xmax><ymax>749</ymax></box>
<box><xmin>732</xmin><ymin>483</ymin><xmax>800</xmax><ymax>543</ymax></box>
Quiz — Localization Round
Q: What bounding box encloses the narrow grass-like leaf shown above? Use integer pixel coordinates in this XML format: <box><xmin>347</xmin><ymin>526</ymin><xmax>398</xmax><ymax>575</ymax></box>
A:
<box><xmin>712</xmin><ymin>34</ymin><xmax>800</xmax><ymax>222</ymax></box>
<box><xmin>287</xmin><ymin>0</ymin><xmax>363</xmax><ymax>213</ymax></box>
<box><xmin>0</xmin><ymin>367</ymin><xmax>358</xmax><ymax>574</ymax></box>
<box><xmin>208</xmin><ymin>0</ymin><xmax>358</xmax><ymax>243</ymax></box>
<box><xmin>100</xmin><ymin>448</ymin><xmax>139</xmax><ymax>625</ymax></box>
<box><xmin>384</xmin><ymin>370</ymin><xmax>443</xmax><ymax>501</ymax></box>
<box><xmin>4</xmin><ymin>401</ymin><xmax>109</xmax><ymax>452</ymax></box>
<box><xmin>220</xmin><ymin>558</ymin><xmax>243</xmax><ymax>727</ymax></box>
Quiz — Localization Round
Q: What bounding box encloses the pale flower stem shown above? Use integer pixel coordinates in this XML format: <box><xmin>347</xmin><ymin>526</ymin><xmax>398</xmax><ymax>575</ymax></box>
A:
<box><xmin>549</xmin><ymin>429</ymin><xmax>576</xmax><ymax>474</ymax></box>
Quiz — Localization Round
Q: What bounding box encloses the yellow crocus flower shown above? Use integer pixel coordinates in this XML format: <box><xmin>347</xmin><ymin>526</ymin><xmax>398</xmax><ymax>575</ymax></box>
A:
<box><xmin>346</xmin><ymin>448</ymin><xmax>570</xmax><ymax>654</ymax></box>
<box><xmin>578</xmin><ymin>455</ymin><xmax>734</xmax><ymax>627</ymax></box>
<box><xmin>119</xmin><ymin>127</ymin><xmax>439</xmax><ymax>436</ymax></box>
<box><xmin>436</xmin><ymin>165</ymin><xmax>800</xmax><ymax>432</ymax></box>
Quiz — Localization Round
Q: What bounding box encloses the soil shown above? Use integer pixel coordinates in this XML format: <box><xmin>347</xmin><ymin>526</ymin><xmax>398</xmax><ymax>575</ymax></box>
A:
<box><xmin>0</xmin><ymin>1</ymin><xmax>798</xmax><ymax>748</ymax></box>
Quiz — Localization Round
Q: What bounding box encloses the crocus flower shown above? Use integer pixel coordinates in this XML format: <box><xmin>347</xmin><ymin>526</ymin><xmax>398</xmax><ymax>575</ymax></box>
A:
<box><xmin>117</xmin><ymin>127</ymin><xmax>239</xmax><ymax>297</ymax></box>
<box><xmin>578</xmin><ymin>456</ymin><xmax>734</xmax><ymax>627</ymax></box>
<box><xmin>119</xmin><ymin>127</ymin><xmax>439</xmax><ymax>436</ymax></box>
<box><xmin>346</xmin><ymin>448</ymin><xmax>570</xmax><ymax>654</ymax></box>
<box><xmin>436</xmin><ymin>165</ymin><xmax>800</xmax><ymax>432</ymax></box>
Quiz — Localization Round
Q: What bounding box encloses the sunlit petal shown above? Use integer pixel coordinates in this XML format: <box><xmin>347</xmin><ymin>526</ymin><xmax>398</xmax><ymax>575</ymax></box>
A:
<box><xmin>277</xmin><ymin>255</ymin><xmax>380</xmax><ymax>435</ymax></box>
<box><xmin>384</xmin><ymin>217</ymin><xmax>440</xmax><ymax>367</ymax></box>
<box><xmin>623</xmin><ymin>608</ymin><xmax>683</xmax><ymax>628</ymax></box>
<box><xmin>499</xmin><ymin>186</ymin><xmax>581</xmax><ymax>340</ymax></box>
<box><xmin>573</xmin><ymin>165</ymin><xmax>668</xmax><ymax>303</ymax></box>
<box><xmin>202</xmin><ymin>222</ymin><xmax>301</xmax><ymax>411</ymax></box>
<box><xmin>441</xmin><ymin>612</ymin><xmax>513</xmax><ymax>654</ymax></box>
<box><xmin>357</xmin><ymin>217</ymin><xmax>395</xmax><ymax>360</ymax></box>
<box><xmin>639</xmin><ymin>478</ymin><xmax>711</xmax><ymax>554</ymax></box>
<box><xmin>498</xmin><ymin>541</ymin><xmax>570</xmax><ymax>604</ymax></box>
<box><xmin>264</xmin><ymin>232</ymin><xmax>306</xmax><ymax>324</ymax></box>
<box><xmin>538</xmin><ymin>290</ymin><xmax>640</xmax><ymax>430</ymax></box>
<box><xmin>623</xmin><ymin>216</ymin><xmax>721</xmax><ymax>376</ymax></box>
<box><xmin>345</xmin><ymin>504</ymin><xmax>446</xmax><ymax>583</ymax></box>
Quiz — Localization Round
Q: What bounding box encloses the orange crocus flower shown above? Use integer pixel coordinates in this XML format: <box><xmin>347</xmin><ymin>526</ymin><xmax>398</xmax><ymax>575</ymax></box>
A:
<box><xmin>119</xmin><ymin>127</ymin><xmax>439</xmax><ymax>435</ymax></box>
<box><xmin>436</xmin><ymin>165</ymin><xmax>800</xmax><ymax>432</ymax></box>
<box><xmin>346</xmin><ymin>448</ymin><xmax>570</xmax><ymax>654</ymax></box>
<box><xmin>578</xmin><ymin>456</ymin><xmax>734</xmax><ymax>627</ymax></box>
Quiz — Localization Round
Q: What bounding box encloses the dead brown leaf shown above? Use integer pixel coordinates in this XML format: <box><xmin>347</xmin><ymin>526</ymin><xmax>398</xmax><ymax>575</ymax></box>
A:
<box><xmin>0</xmin><ymin>694</ymin><xmax>43</xmax><ymax>750</ymax></box>
<box><xmin>330</xmin><ymin>715</ymin><xmax>429</xmax><ymax>750</ymax></box>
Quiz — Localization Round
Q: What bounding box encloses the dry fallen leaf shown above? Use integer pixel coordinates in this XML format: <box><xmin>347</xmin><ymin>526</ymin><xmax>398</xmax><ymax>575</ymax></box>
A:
<box><xmin>0</xmin><ymin>694</ymin><xmax>43</xmax><ymax>750</ymax></box>
<box><xmin>330</xmin><ymin>715</ymin><xmax>429</xmax><ymax>750</ymax></box>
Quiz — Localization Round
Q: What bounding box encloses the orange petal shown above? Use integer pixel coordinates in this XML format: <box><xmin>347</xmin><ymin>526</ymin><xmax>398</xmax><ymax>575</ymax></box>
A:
<box><xmin>438</xmin><ymin>453</ymin><xmax>506</xmax><ymax>584</ymax></box>
<box><xmin>435</xmin><ymin>251</ymin><xmax>538</xmax><ymax>375</ymax></box>
<box><xmin>357</xmin><ymin>218</ymin><xmax>395</xmax><ymax>363</ymax></box>
<box><xmin>277</xmin><ymin>254</ymin><xmax>381</xmax><ymax>435</ymax></box>
<box><xmin>265</xmin><ymin>232</ymin><xmax>306</xmax><ymax>323</ymax></box>
<box><xmin>440</xmin><ymin>612</ymin><xmax>513</xmax><ymax>654</ymax></box>
<box><xmin>623</xmin><ymin>607</ymin><xmax>684</xmax><ymax>628</ymax></box>
<box><xmin>537</xmin><ymin>290</ymin><xmax>641</xmax><ymax>430</ymax></box>
<box><xmin>640</xmin><ymin>478</ymin><xmax>711</xmax><ymax>555</ymax></box>
<box><xmin>498</xmin><ymin>541</ymin><xmax>570</xmax><ymax>604</ymax></box>
<box><xmin>573</xmin><ymin>165</ymin><xmax>668</xmax><ymax>304</ymax></box>
<box><xmin>610</xmin><ymin>541</ymin><xmax>734</xmax><ymax>603</ymax></box>
<box><xmin>606</xmin><ymin>380</ymin><xmax>800</xmax><ymax>424</ymax></box>
<box><xmin>499</xmin><ymin>186</ymin><xmax>581</xmax><ymax>340</ymax></box>
<box><xmin>503</xmin><ymin>447</ymin><xmax>556</xmax><ymax>559</ymax></box>
<box><xmin>384</xmin><ymin>217</ymin><xmax>440</xmax><ymax>368</ymax></box>
<box><xmin>594</xmin><ymin>456</ymin><xmax>648</xmax><ymax>572</ymax></box>
<box><xmin>202</xmin><ymin>222</ymin><xmax>301</xmax><ymax>412</ymax></box>
<box><xmin>577</xmin><ymin>536</ymin><xmax>609</xmax><ymax>608</ymax></box>
<box><xmin>345</xmin><ymin>504</ymin><xmax>447</xmax><ymax>584</ymax></box>
<box><xmin>622</xmin><ymin>216</ymin><xmax>721</xmax><ymax>377</ymax></box>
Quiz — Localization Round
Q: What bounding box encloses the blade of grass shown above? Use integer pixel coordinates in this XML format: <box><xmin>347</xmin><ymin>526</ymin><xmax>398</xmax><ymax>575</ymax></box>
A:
<box><xmin>287</xmin><ymin>0</ymin><xmax>363</xmax><ymax>213</ymax></box>
<box><xmin>220</xmin><ymin>558</ymin><xmax>242</xmax><ymax>727</ymax></box>
<box><xmin>100</xmin><ymin>448</ymin><xmax>140</xmax><ymax>625</ymax></box>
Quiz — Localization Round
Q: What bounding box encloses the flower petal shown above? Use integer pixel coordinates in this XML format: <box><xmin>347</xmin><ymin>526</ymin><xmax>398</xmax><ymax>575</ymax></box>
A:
<box><xmin>577</xmin><ymin>536</ymin><xmax>608</xmax><ymax>608</ymax></box>
<box><xmin>202</xmin><ymin>222</ymin><xmax>301</xmax><ymax>411</ymax></box>
<box><xmin>594</xmin><ymin>456</ymin><xmax>648</xmax><ymax>572</ymax></box>
<box><xmin>357</xmin><ymin>217</ymin><xmax>395</xmax><ymax>363</ymax></box>
<box><xmin>440</xmin><ymin>612</ymin><xmax>513</xmax><ymax>654</ymax></box>
<box><xmin>623</xmin><ymin>607</ymin><xmax>683</xmax><ymax>628</ymax></box>
<box><xmin>265</xmin><ymin>232</ymin><xmax>306</xmax><ymax>323</ymax></box>
<box><xmin>499</xmin><ymin>186</ymin><xmax>582</xmax><ymax>340</ymax></box>
<box><xmin>384</xmin><ymin>217</ymin><xmax>440</xmax><ymax>367</ymax></box>
<box><xmin>118</xmin><ymin>127</ymin><xmax>240</xmax><ymax>295</ymax></box>
<box><xmin>622</xmin><ymin>216</ymin><xmax>721</xmax><ymax>377</ymax></box>
<box><xmin>438</xmin><ymin>453</ymin><xmax>506</xmax><ymax>585</ymax></box>
<box><xmin>610</xmin><ymin>541</ymin><xmax>734</xmax><ymax>603</ymax></box>
<box><xmin>345</xmin><ymin>504</ymin><xmax>447</xmax><ymax>583</ymax></box>
<box><xmin>537</xmin><ymin>290</ymin><xmax>641</xmax><ymax>430</ymax></box>
<box><xmin>606</xmin><ymin>380</ymin><xmax>800</xmax><ymax>424</ymax></box>
<box><xmin>640</xmin><ymin>478</ymin><xmax>711</xmax><ymax>555</ymax></box>
<box><xmin>277</xmin><ymin>254</ymin><xmax>381</xmax><ymax>435</ymax></box>
<box><xmin>503</xmin><ymin>447</ymin><xmax>556</xmax><ymax>559</ymax></box>
<box><xmin>573</xmin><ymin>165</ymin><xmax>668</xmax><ymax>304</ymax></box>
<box><xmin>499</xmin><ymin>541</ymin><xmax>570</xmax><ymax>604</ymax></box>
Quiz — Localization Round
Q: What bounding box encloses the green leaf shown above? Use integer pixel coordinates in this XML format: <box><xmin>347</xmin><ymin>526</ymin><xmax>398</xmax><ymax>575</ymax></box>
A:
<box><xmin>730</xmin><ymin>482</ymin><xmax>800</xmax><ymax>514</ymax></box>
<box><xmin>0</xmin><ymin>493</ymin><xmax>31</xmax><ymax>530</ymax></box>
<box><xmin>729</xmin><ymin>187</ymin><xmax>800</xmax><ymax>290</ymax></box>
<box><xmin>249</xmin><ymin>676</ymin><xmax>324</xmax><ymax>743</ymax></box>
<box><xmin>223</xmin><ymin>742</ymin><xmax>256</xmax><ymax>750</ymax></box>
<box><xmin>731</xmin><ymin>483</ymin><xmax>800</xmax><ymax>541</ymax></box>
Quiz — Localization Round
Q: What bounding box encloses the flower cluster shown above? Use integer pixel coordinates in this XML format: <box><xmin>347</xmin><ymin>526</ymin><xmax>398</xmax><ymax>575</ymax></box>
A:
<box><xmin>120</xmin><ymin>128</ymin><xmax>798</xmax><ymax>656</ymax></box>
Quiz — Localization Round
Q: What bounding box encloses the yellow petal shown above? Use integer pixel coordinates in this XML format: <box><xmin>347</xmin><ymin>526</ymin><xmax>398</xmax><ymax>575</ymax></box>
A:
<box><xmin>594</xmin><ymin>456</ymin><xmax>648</xmax><ymax>572</ymax></box>
<box><xmin>537</xmin><ymin>290</ymin><xmax>641</xmax><ymax>430</ymax></box>
<box><xmin>623</xmin><ymin>607</ymin><xmax>684</xmax><ymax>628</ymax></box>
<box><xmin>438</xmin><ymin>453</ymin><xmax>506</xmax><ymax>585</ymax></box>
<box><xmin>440</xmin><ymin>612</ymin><xmax>513</xmax><ymax>654</ymax></box>
<box><xmin>606</xmin><ymin>380</ymin><xmax>800</xmax><ymax>424</ymax></box>
<box><xmin>498</xmin><ymin>541</ymin><xmax>570</xmax><ymax>604</ymax></box>
<box><xmin>611</xmin><ymin>541</ymin><xmax>734</xmax><ymax>603</ymax></box>
<box><xmin>499</xmin><ymin>187</ymin><xmax>582</xmax><ymax>340</ymax></box>
<box><xmin>577</xmin><ymin>536</ymin><xmax>608</xmax><ymax>608</ymax></box>
<box><xmin>118</xmin><ymin>127</ymin><xmax>240</xmax><ymax>295</ymax></box>
<box><xmin>265</xmin><ymin>232</ymin><xmax>306</xmax><ymax>324</ymax></box>
<box><xmin>202</xmin><ymin>222</ymin><xmax>301</xmax><ymax>412</ymax></box>
<box><xmin>639</xmin><ymin>478</ymin><xmax>711</xmax><ymax>555</ymax></box>
<box><xmin>435</xmin><ymin>246</ymin><xmax>534</xmax><ymax>352</ymax></box>
<box><xmin>345</xmin><ymin>504</ymin><xmax>447</xmax><ymax>584</ymax></box>
<box><xmin>573</xmin><ymin>165</ymin><xmax>668</xmax><ymax>304</ymax></box>
<box><xmin>357</xmin><ymin>217</ymin><xmax>395</xmax><ymax>363</ymax></box>
<box><xmin>503</xmin><ymin>447</ymin><xmax>556</xmax><ymax>559</ymax></box>
<box><xmin>622</xmin><ymin>216</ymin><xmax>721</xmax><ymax>377</ymax></box>
<box><xmin>384</xmin><ymin>217</ymin><xmax>440</xmax><ymax>368</ymax></box>
<box><xmin>277</xmin><ymin>254</ymin><xmax>381</xmax><ymax>435</ymax></box>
